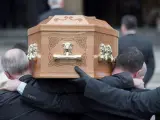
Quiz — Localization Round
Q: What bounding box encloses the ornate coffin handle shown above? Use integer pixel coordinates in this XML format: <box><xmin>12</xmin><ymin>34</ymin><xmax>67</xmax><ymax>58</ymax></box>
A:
<box><xmin>98</xmin><ymin>43</ymin><xmax>114</xmax><ymax>63</ymax></box>
<box><xmin>27</xmin><ymin>43</ymin><xmax>40</xmax><ymax>60</ymax></box>
<box><xmin>53</xmin><ymin>42</ymin><xmax>82</xmax><ymax>60</ymax></box>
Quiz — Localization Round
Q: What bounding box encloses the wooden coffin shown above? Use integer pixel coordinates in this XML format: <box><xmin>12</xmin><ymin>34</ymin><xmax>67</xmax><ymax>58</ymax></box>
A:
<box><xmin>28</xmin><ymin>15</ymin><xmax>119</xmax><ymax>78</ymax></box>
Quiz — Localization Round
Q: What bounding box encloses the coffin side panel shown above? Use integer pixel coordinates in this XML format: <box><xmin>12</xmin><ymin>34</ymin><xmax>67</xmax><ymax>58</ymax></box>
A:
<box><xmin>39</xmin><ymin>32</ymin><xmax>94</xmax><ymax>78</ymax></box>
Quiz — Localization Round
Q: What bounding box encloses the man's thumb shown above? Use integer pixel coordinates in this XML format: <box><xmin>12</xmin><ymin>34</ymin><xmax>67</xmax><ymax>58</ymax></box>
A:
<box><xmin>74</xmin><ymin>66</ymin><xmax>87</xmax><ymax>77</ymax></box>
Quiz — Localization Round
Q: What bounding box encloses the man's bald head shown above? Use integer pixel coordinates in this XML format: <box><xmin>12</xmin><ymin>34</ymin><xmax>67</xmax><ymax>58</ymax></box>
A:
<box><xmin>48</xmin><ymin>0</ymin><xmax>64</xmax><ymax>9</ymax></box>
<box><xmin>1</xmin><ymin>49</ymin><xmax>29</xmax><ymax>75</ymax></box>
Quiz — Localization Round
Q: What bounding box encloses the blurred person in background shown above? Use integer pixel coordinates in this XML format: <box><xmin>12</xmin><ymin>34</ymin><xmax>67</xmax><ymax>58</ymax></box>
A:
<box><xmin>119</xmin><ymin>15</ymin><xmax>155</xmax><ymax>86</ymax></box>
<box><xmin>38</xmin><ymin>0</ymin><xmax>74</xmax><ymax>23</ymax></box>
<box><xmin>0</xmin><ymin>43</ymin><xmax>28</xmax><ymax>88</ymax></box>
<box><xmin>147</xmin><ymin>8</ymin><xmax>160</xmax><ymax>32</ymax></box>
<box><xmin>119</xmin><ymin>0</ymin><xmax>142</xmax><ymax>26</ymax></box>
<box><xmin>27</xmin><ymin>0</ymin><xmax>49</xmax><ymax>27</ymax></box>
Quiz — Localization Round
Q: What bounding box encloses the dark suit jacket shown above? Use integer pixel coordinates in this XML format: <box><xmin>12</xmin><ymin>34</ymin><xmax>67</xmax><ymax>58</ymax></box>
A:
<box><xmin>0</xmin><ymin>75</ymin><xmax>78</xmax><ymax>120</ymax></box>
<box><xmin>19</xmin><ymin>73</ymin><xmax>136</xmax><ymax>120</ymax></box>
<box><xmin>84</xmin><ymin>78</ymin><xmax>160</xmax><ymax>120</ymax></box>
<box><xmin>38</xmin><ymin>8</ymin><xmax>74</xmax><ymax>23</ymax></box>
<box><xmin>119</xmin><ymin>33</ymin><xmax>155</xmax><ymax>84</ymax></box>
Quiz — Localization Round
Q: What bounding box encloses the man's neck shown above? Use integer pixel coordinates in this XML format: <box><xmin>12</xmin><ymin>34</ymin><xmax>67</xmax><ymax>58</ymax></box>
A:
<box><xmin>112</xmin><ymin>68</ymin><xmax>124</xmax><ymax>75</ymax></box>
<box><xmin>15</xmin><ymin>70</ymin><xmax>31</xmax><ymax>80</ymax></box>
<box><xmin>124</xmin><ymin>29</ymin><xmax>136</xmax><ymax>36</ymax></box>
<box><xmin>112</xmin><ymin>68</ymin><xmax>134</xmax><ymax>78</ymax></box>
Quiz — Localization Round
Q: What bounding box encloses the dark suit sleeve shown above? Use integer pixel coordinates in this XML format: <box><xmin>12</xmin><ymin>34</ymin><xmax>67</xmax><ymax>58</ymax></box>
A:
<box><xmin>144</xmin><ymin>41</ymin><xmax>155</xmax><ymax>85</ymax></box>
<box><xmin>100</xmin><ymin>73</ymin><xmax>134</xmax><ymax>89</ymax></box>
<box><xmin>85</xmin><ymin>78</ymin><xmax>160</xmax><ymax>114</ymax></box>
<box><xmin>0</xmin><ymin>90</ymin><xmax>8</xmax><ymax>106</ymax></box>
<box><xmin>21</xmin><ymin>85</ymin><xmax>86</xmax><ymax>113</ymax></box>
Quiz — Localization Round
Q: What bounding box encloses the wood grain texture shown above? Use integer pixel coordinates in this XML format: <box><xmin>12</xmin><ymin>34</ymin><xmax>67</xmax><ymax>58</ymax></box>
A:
<box><xmin>28</xmin><ymin>15</ymin><xmax>119</xmax><ymax>78</ymax></box>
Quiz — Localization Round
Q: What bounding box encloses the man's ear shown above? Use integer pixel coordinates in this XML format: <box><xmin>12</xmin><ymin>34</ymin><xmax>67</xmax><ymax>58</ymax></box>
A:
<box><xmin>134</xmin><ymin>71</ymin><xmax>140</xmax><ymax>78</ymax></box>
<box><xmin>132</xmin><ymin>72</ymin><xmax>137</xmax><ymax>78</ymax></box>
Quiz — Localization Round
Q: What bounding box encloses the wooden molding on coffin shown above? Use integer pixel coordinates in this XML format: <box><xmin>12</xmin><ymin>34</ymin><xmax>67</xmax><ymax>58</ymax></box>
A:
<box><xmin>28</xmin><ymin>15</ymin><xmax>119</xmax><ymax>78</ymax></box>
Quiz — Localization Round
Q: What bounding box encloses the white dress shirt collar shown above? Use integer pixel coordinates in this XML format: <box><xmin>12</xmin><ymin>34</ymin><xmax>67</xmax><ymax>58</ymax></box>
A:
<box><xmin>124</xmin><ymin>30</ymin><xmax>136</xmax><ymax>36</ymax></box>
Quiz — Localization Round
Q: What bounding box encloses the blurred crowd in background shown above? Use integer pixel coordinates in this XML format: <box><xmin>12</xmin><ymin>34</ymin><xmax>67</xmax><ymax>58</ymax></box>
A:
<box><xmin>0</xmin><ymin>0</ymin><xmax>49</xmax><ymax>28</ymax></box>
<box><xmin>0</xmin><ymin>0</ymin><xmax>159</xmax><ymax>30</ymax></box>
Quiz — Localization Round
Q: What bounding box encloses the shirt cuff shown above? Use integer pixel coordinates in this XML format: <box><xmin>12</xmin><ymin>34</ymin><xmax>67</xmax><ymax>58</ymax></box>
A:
<box><xmin>17</xmin><ymin>82</ymin><xmax>27</xmax><ymax>95</ymax></box>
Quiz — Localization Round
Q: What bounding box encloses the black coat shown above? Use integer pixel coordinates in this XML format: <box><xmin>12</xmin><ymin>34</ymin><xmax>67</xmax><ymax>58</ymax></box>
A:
<box><xmin>119</xmin><ymin>33</ymin><xmax>155</xmax><ymax>84</ymax></box>
<box><xmin>0</xmin><ymin>75</ymin><xmax>78</xmax><ymax>120</ymax></box>
<box><xmin>84</xmin><ymin>77</ymin><xmax>160</xmax><ymax>120</ymax></box>
<box><xmin>15</xmin><ymin>73</ymin><xmax>142</xmax><ymax>120</ymax></box>
<box><xmin>38</xmin><ymin>8</ymin><xmax>74</xmax><ymax>23</ymax></box>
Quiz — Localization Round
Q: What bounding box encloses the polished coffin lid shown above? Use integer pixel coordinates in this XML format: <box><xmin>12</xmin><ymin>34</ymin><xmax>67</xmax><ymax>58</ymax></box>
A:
<box><xmin>28</xmin><ymin>15</ymin><xmax>118</xmax><ymax>36</ymax></box>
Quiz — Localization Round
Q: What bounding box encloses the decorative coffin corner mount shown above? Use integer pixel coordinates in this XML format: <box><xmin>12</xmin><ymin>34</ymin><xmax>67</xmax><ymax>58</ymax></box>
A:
<box><xmin>27</xmin><ymin>43</ymin><xmax>41</xmax><ymax>60</ymax></box>
<box><xmin>28</xmin><ymin>15</ymin><xmax>119</xmax><ymax>78</ymax></box>
<box><xmin>98</xmin><ymin>43</ymin><xmax>115</xmax><ymax>63</ymax></box>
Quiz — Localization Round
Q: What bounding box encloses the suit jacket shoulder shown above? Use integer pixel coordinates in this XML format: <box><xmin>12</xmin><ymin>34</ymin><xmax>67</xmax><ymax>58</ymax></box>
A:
<box><xmin>39</xmin><ymin>8</ymin><xmax>74</xmax><ymax>23</ymax></box>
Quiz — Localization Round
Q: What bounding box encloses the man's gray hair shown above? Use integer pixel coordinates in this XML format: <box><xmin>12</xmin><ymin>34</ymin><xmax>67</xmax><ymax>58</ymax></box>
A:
<box><xmin>1</xmin><ymin>49</ymin><xmax>29</xmax><ymax>75</ymax></box>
